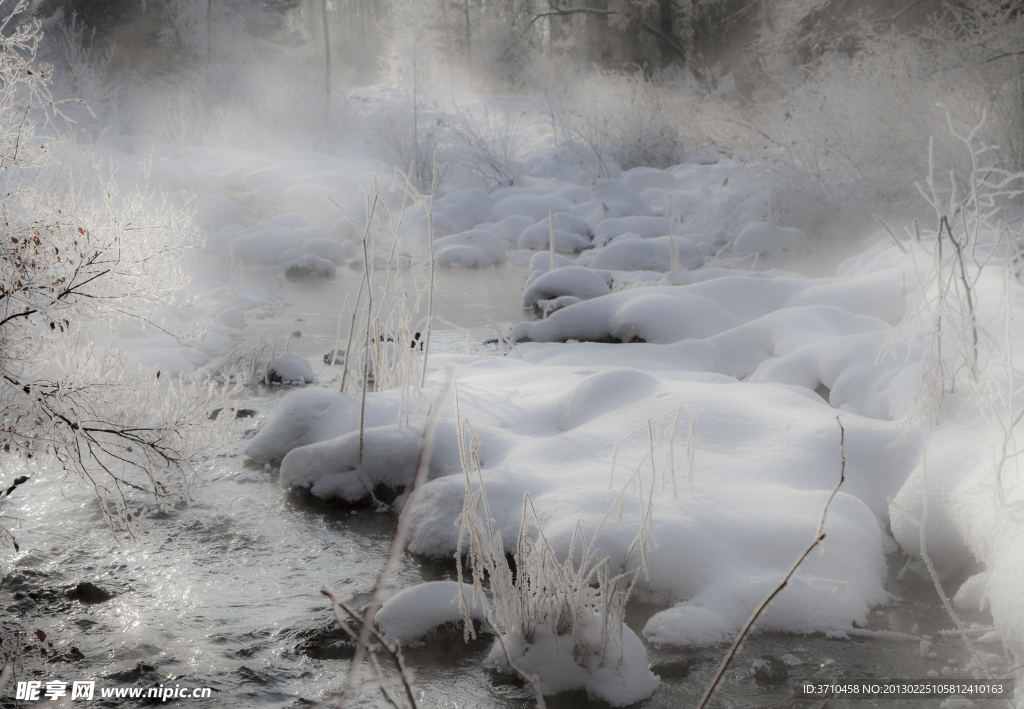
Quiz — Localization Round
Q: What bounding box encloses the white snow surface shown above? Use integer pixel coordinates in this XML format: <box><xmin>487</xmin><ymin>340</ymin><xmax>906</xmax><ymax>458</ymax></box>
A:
<box><xmin>376</xmin><ymin>582</ymin><xmax>486</xmax><ymax>644</ymax></box>
<box><xmin>91</xmin><ymin>98</ymin><xmax>1024</xmax><ymax>694</ymax></box>
<box><xmin>267</xmin><ymin>353</ymin><xmax>315</xmax><ymax>385</ymax></box>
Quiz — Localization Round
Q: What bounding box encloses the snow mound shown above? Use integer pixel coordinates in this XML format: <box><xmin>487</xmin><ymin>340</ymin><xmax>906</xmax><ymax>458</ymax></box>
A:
<box><xmin>582</xmin><ymin>235</ymin><xmax>704</xmax><ymax>272</ymax></box>
<box><xmin>522</xmin><ymin>266</ymin><xmax>611</xmax><ymax>309</ymax></box>
<box><xmin>733</xmin><ymin>222</ymin><xmax>811</xmax><ymax>257</ymax></box>
<box><xmin>302</xmin><ymin>238</ymin><xmax>349</xmax><ymax>264</ymax></box>
<box><xmin>267</xmin><ymin>352</ymin><xmax>315</xmax><ymax>384</ymax></box>
<box><xmin>245</xmin><ymin>388</ymin><xmax>358</xmax><ymax>464</ymax></box>
<box><xmin>376</xmin><ymin>582</ymin><xmax>485</xmax><ymax>644</ymax></box>
<box><xmin>197</xmin><ymin>195</ymin><xmax>241</xmax><ymax>232</ymax></box>
<box><xmin>594</xmin><ymin>216</ymin><xmax>671</xmax><ymax>246</ymax></box>
<box><xmin>230</xmin><ymin>229</ymin><xmax>307</xmax><ymax>265</ymax></box>
<box><xmin>488</xmin><ymin>214</ymin><xmax>535</xmax><ymax>243</ymax></box>
<box><xmin>284</xmin><ymin>254</ymin><xmax>337</xmax><ymax>280</ymax></box>
<box><xmin>487</xmin><ymin>612</ymin><xmax>658</xmax><ymax>707</ymax></box>
<box><xmin>516</xmin><ymin>225</ymin><xmax>590</xmax><ymax>253</ymax></box>
<box><xmin>492</xmin><ymin>194</ymin><xmax>574</xmax><ymax>222</ymax></box>
<box><xmin>213</xmin><ymin>307</ymin><xmax>246</xmax><ymax>328</ymax></box>
<box><xmin>434</xmin><ymin>230</ymin><xmax>507</xmax><ymax>267</ymax></box>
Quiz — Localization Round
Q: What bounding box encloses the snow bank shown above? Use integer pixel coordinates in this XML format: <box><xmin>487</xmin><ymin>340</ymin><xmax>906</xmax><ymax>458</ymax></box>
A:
<box><xmin>733</xmin><ymin>222</ymin><xmax>812</xmax><ymax>257</ymax></box>
<box><xmin>433</xmin><ymin>230</ymin><xmax>507</xmax><ymax>267</ymax></box>
<box><xmin>522</xmin><ymin>266</ymin><xmax>611</xmax><ymax>309</ymax></box>
<box><xmin>284</xmin><ymin>254</ymin><xmax>337</xmax><ymax>280</ymax></box>
<box><xmin>376</xmin><ymin>582</ymin><xmax>485</xmax><ymax>644</ymax></box>
<box><xmin>594</xmin><ymin>216</ymin><xmax>671</xmax><ymax>246</ymax></box>
<box><xmin>267</xmin><ymin>353</ymin><xmax>315</xmax><ymax>385</ymax></box>
<box><xmin>580</xmin><ymin>235</ymin><xmax>704</xmax><ymax>272</ymax></box>
<box><xmin>301</xmin><ymin>237</ymin><xmax>349</xmax><ymax>264</ymax></box>
<box><xmin>516</xmin><ymin>224</ymin><xmax>591</xmax><ymax>253</ymax></box>
<box><xmin>487</xmin><ymin>612</ymin><xmax>658</xmax><ymax>706</ymax></box>
<box><xmin>245</xmin><ymin>388</ymin><xmax>357</xmax><ymax>463</ymax></box>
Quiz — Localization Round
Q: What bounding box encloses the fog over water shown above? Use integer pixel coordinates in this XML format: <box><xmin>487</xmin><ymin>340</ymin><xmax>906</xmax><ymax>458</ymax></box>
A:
<box><xmin>2</xmin><ymin>1</ymin><xmax>1023</xmax><ymax>707</ymax></box>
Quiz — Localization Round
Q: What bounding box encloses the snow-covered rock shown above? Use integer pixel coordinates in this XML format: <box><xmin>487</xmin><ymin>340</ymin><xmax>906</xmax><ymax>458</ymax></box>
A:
<box><xmin>284</xmin><ymin>254</ymin><xmax>337</xmax><ymax>280</ymax></box>
<box><xmin>376</xmin><ymin>582</ymin><xmax>486</xmax><ymax>644</ymax></box>
<box><xmin>522</xmin><ymin>266</ymin><xmax>611</xmax><ymax>309</ymax></box>
<box><xmin>433</xmin><ymin>230</ymin><xmax>507</xmax><ymax>267</ymax></box>
<box><xmin>267</xmin><ymin>352</ymin><xmax>315</xmax><ymax>385</ymax></box>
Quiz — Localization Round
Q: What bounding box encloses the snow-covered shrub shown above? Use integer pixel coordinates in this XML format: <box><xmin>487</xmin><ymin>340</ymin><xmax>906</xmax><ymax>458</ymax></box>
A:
<box><xmin>546</xmin><ymin>69</ymin><xmax>684</xmax><ymax>178</ymax></box>
<box><xmin>0</xmin><ymin>5</ymin><xmax>240</xmax><ymax>543</ymax></box>
<box><xmin>448</xmin><ymin>102</ymin><xmax>528</xmax><ymax>188</ymax></box>
<box><xmin>883</xmin><ymin>113</ymin><xmax>1024</xmax><ymax>428</ymax></box>
<box><xmin>455</xmin><ymin>420</ymin><xmax>659</xmax><ymax>706</ymax></box>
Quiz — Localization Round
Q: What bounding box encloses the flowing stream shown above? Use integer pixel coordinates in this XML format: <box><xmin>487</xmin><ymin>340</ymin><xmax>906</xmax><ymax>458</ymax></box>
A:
<box><xmin>2</xmin><ymin>251</ymin><xmax>1010</xmax><ymax>709</ymax></box>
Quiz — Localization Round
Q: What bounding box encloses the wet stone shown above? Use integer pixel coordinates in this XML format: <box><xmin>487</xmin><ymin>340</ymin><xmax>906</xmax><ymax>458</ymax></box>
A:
<box><xmin>294</xmin><ymin>623</ymin><xmax>356</xmax><ymax>661</ymax></box>
<box><xmin>649</xmin><ymin>658</ymin><xmax>692</xmax><ymax>680</ymax></box>
<box><xmin>209</xmin><ymin>407</ymin><xmax>259</xmax><ymax>420</ymax></box>
<box><xmin>65</xmin><ymin>581</ymin><xmax>114</xmax><ymax>604</ymax></box>
<box><xmin>751</xmin><ymin>654</ymin><xmax>789</xmax><ymax>685</ymax></box>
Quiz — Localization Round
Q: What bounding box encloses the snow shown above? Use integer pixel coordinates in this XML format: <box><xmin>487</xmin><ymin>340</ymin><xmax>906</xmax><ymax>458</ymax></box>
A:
<box><xmin>580</xmin><ymin>234</ymin><xmax>705</xmax><ymax>272</ymax></box>
<box><xmin>284</xmin><ymin>253</ymin><xmax>337</xmax><ymax>279</ymax></box>
<box><xmin>376</xmin><ymin>582</ymin><xmax>485</xmax><ymax>644</ymax></box>
<box><xmin>60</xmin><ymin>74</ymin><xmax>1024</xmax><ymax>704</ymax></box>
<box><xmin>301</xmin><ymin>237</ymin><xmax>350</xmax><ymax>264</ymax></box>
<box><xmin>522</xmin><ymin>266</ymin><xmax>611</xmax><ymax>308</ymax></box>
<box><xmin>433</xmin><ymin>230</ymin><xmax>507</xmax><ymax>267</ymax></box>
<box><xmin>486</xmin><ymin>612</ymin><xmax>659</xmax><ymax>707</ymax></box>
<box><xmin>516</xmin><ymin>223</ymin><xmax>591</xmax><ymax>253</ymax></box>
<box><xmin>267</xmin><ymin>352</ymin><xmax>315</xmax><ymax>385</ymax></box>
<box><xmin>594</xmin><ymin>216</ymin><xmax>671</xmax><ymax>246</ymax></box>
<box><xmin>733</xmin><ymin>221</ymin><xmax>812</xmax><ymax>257</ymax></box>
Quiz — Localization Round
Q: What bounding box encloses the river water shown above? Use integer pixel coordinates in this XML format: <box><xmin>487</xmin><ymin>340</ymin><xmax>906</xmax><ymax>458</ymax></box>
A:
<box><xmin>2</xmin><ymin>252</ymin><xmax>1011</xmax><ymax>709</ymax></box>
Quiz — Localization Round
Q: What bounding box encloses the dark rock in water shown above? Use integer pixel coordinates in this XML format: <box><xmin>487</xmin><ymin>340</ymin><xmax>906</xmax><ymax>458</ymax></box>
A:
<box><xmin>323</xmin><ymin>349</ymin><xmax>344</xmax><ymax>365</ymax></box>
<box><xmin>209</xmin><ymin>407</ymin><xmax>258</xmax><ymax>420</ymax></box>
<box><xmin>66</xmin><ymin>581</ymin><xmax>114</xmax><ymax>604</ymax></box>
<box><xmin>291</xmin><ymin>330</ymin><xmax>302</xmax><ymax>338</ymax></box>
<box><xmin>372</xmin><ymin>482</ymin><xmax>405</xmax><ymax>506</ymax></box>
<box><xmin>295</xmin><ymin>623</ymin><xmax>356</xmax><ymax>660</ymax></box>
<box><xmin>751</xmin><ymin>655</ymin><xmax>788</xmax><ymax>685</ymax></box>
<box><xmin>649</xmin><ymin>658</ymin><xmax>692</xmax><ymax>680</ymax></box>
<box><xmin>106</xmin><ymin>662</ymin><xmax>158</xmax><ymax>683</ymax></box>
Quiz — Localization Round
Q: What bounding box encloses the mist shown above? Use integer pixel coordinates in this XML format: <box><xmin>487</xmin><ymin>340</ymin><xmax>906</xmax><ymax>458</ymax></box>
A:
<box><xmin>3</xmin><ymin>1</ymin><xmax>1024</xmax><ymax>707</ymax></box>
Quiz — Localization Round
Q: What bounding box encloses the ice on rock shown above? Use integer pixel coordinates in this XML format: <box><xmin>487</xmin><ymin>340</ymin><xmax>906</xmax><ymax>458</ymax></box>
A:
<box><xmin>376</xmin><ymin>581</ymin><xmax>486</xmax><ymax>644</ymax></box>
<box><xmin>522</xmin><ymin>266</ymin><xmax>611</xmax><ymax>309</ymax></box>
<box><xmin>732</xmin><ymin>221</ymin><xmax>812</xmax><ymax>257</ymax></box>
<box><xmin>433</xmin><ymin>230</ymin><xmax>507</xmax><ymax>267</ymax></box>
<box><xmin>284</xmin><ymin>254</ymin><xmax>337</xmax><ymax>280</ymax></box>
<box><xmin>267</xmin><ymin>353</ymin><xmax>315</xmax><ymax>385</ymax></box>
